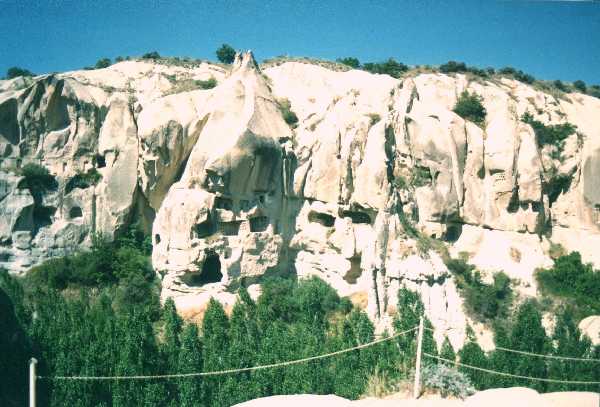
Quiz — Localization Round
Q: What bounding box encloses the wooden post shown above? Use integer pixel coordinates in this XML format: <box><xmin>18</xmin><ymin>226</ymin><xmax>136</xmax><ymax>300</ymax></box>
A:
<box><xmin>29</xmin><ymin>358</ymin><xmax>37</xmax><ymax>407</ymax></box>
<box><xmin>413</xmin><ymin>316</ymin><xmax>424</xmax><ymax>399</ymax></box>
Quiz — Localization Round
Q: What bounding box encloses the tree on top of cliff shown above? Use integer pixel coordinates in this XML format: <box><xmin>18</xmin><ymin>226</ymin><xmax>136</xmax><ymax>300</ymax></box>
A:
<box><xmin>216</xmin><ymin>43</ymin><xmax>236</xmax><ymax>64</ymax></box>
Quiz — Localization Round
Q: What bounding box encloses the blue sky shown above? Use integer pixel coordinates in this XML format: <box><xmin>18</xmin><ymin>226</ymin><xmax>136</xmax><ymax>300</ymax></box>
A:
<box><xmin>1</xmin><ymin>0</ymin><xmax>599</xmax><ymax>83</ymax></box>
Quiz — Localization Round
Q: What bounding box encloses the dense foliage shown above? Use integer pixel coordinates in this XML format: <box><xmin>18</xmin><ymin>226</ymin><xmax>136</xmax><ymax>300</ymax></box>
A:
<box><xmin>452</xmin><ymin>91</ymin><xmax>486</xmax><ymax>126</ymax></box>
<box><xmin>3</xmin><ymin>231</ymin><xmax>600</xmax><ymax>406</ymax></box>
<box><xmin>1</xmin><ymin>252</ymin><xmax>441</xmax><ymax>406</ymax></box>
<box><xmin>536</xmin><ymin>252</ymin><xmax>600</xmax><ymax>316</ymax></box>
<box><xmin>216</xmin><ymin>44</ymin><xmax>236</xmax><ymax>64</ymax></box>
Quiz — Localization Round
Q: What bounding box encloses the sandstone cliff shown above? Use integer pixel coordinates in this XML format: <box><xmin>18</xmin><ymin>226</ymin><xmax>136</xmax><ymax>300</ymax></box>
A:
<box><xmin>1</xmin><ymin>52</ymin><xmax>599</xmax><ymax>348</ymax></box>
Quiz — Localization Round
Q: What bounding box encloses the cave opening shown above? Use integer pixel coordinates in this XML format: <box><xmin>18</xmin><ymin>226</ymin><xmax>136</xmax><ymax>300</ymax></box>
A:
<box><xmin>69</xmin><ymin>206</ymin><xmax>83</xmax><ymax>219</ymax></box>
<box><xmin>183</xmin><ymin>253</ymin><xmax>223</xmax><ymax>286</ymax></box>
<box><xmin>308</xmin><ymin>211</ymin><xmax>335</xmax><ymax>227</ymax></box>
<box><xmin>194</xmin><ymin>215</ymin><xmax>215</xmax><ymax>238</ymax></box>
<box><xmin>443</xmin><ymin>223</ymin><xmax>462</xmax><ymax>242</ymax></box>
<box><xmin>341</xmin><ymin>210</ymin><xmax>371</xmax><ymax>224</ymax></box>
<box><xmin>249</xmin><ymin>216</ymin><xmax>269</xmax><ymax>232</ymax></box>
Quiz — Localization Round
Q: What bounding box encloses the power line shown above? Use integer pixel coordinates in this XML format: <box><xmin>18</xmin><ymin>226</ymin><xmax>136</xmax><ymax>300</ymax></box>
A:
<box><xmin>425</xmin><ymin>353</ymin><xmax>600</xmax><ymax>385</ymax></box>
<box><xmin>424</xmin><ymin>326</ymin><xmax>600</xmax><ymax>363</ymax></box>
<box><xmin>39</xmin><ymin>326</ymin><xmax>419</xmax><ymax>381</ymax></box>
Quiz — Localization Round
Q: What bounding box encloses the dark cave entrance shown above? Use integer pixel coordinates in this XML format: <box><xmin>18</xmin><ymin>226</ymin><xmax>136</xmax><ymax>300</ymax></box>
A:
<box><xmin>184</xmin><ymin>252</ymin><xmax>223</xmax><ymax>286</ymax></box>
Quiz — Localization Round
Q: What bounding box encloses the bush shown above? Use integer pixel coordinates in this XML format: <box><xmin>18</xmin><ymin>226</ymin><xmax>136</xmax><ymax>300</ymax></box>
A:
<box><xmin>95</xmin><ymin>58</ymin><xmax>111</xmax><ymax>69</ymax></box>
<box><xmin>439</xmin><ymin>61</ymin><xmax>467</xmax><ymax>73</ymax></box>
<box><xmin>278</xmin><ymin>98</ymin><xmax>298</xmax><ymax>127</ymax></box>
<box><xmin>421</xmin><ymin>363</ymin><xmax>476</xmax><ymax>399</ymax></box>
<box><xmin>337</xmin><ymin>57</ymin><xmax>360</xmax><ymax>69</ymax></box>
<box><xmin>363</xmin><ymin>58</ymin><xmax>408</xmax><ymax>78</ymax></box>
<box><xmin>498</xmin><ymin>67</ymin><xmax>535</xmax><ymax>84</ymax></box>
<box><xmin>65</xmin><ymin>168</ymin><xmax>102</xmax><ymax>194</ymax></box>
<box><xmin>573</xmin><ymin>80</ymin><xmax>587</xmax><ymax>92</ymax></box>
<box><xmin>19</xmin><ymin>163</ymin><xmax>57</xmax><ymax>192</ymax></box>
<box><xmin>142</xmin><ymin>51</ymin><xmax>161</xmax><ymax>60</ymax></box>
<box><xmin>536</xmin><ymin>252</ymin><xmax>600</xmax><ymax>315</ymax></box>
<box><xmin>521</xmin><ymin>112</ymin><xmax>576</xmax><ymax>149</ymax></box>
<box><xmin>446</xmin><ymin>258</ymin><xmax>513</xmax><ymax>322</ymax></box>
<box><xmin>6</xmin><ymin>66</ymin><xmax>34</xmax><ymax>79</ymax></box>
<box><xmin>588</xmin><ymin>85</ymin><xmax>600</xmax><ymax>99</ymax></box>
<box><xmin>553</xmin><ymin>80</ymin><xmax>567</xmax><ymax>92</ymax></box>
<box><xmin>196</xmin><ymin>77</ymin><xmax>217</xmax><ymax>89</ymax></box>
<box><xmin>216</xmin><ymin>43</ymin><xmax>236</xmax><ymax>64</ymax></box>
<box><xmin>453</xmin><ymin>91</ymin><xmax>486</xmax><ymax>126</ymax></box>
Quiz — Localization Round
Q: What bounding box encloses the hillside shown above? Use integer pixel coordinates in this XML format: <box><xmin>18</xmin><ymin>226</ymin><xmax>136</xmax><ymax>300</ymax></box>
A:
<box><xmin>2</xmin><ymin>51</ymin><xmax>600</xmax><ymax>406</ymax></box>
<box><xmin>2</xmin><ymin>51</ymin><xmax>600</xmax><ymax>346</ymax></box>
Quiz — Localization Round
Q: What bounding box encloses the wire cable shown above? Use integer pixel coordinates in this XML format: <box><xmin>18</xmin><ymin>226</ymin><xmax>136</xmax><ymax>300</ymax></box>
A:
<box><xmin>423</xmin><ymin>326</ymin><xmax>600</xmax><ymax>363</ymax></box>
<box><xmin>424</xmin><ymin>353</ymin><xmax>600</xmax><ymax>385</ymax></box>
<box><xmin>39</xmin><ymin>326</ymin><xmax>419</xmax><ymax>381</ymax></box>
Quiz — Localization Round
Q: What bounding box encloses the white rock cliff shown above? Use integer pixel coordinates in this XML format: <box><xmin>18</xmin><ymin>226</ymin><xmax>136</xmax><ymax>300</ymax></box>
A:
<box><xmin>1</xmin><ymin>52</ymin><xmax>600</xmax><ymax>348</ymax></box>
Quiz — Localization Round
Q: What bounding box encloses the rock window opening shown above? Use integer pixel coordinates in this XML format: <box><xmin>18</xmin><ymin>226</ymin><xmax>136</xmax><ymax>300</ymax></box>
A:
<box><xmin>341</xmin><ymin>210</ymin><xmax>371</xmax><ymax>224</ymax></box>
<box><xmin>95</xmin><ymin>154</ymin><xmax>106</xmax><ymax>168</ymax></box>
<box><xmin>184</xmin><ymin>253</ymin><xmax>223</xmax><ymax>286</ymax></box>
<box><xmin>194</xmin><ymin>217</ymin><xmax>215</xmax><ymax>238</ymax></box>
<box><xmin>444</xmin><ymin>223</ymin><xmax>462</xmax><ymax>242</ymax></box>
<box><xmin>155</xmin><ymin>234</ymin><xmax>161</xmax><ymax>244</ymax></box>
<box><xmin>69</xmin><ymin>206</ymin><xmax>83</xmax><ymax>219</ymax></box>
<box><xmin>219</xmin><ymin>221</ymin><xmax>242</xmax><ymax>236</ymax></box>
<box><xmin>308</xmin><ymin>212</ymin><xmax>335</xmax><ymax>227</ymax></box>
<box><xmin>344</xmin><ymin>256</ymin><xmax>362</xmax><ymax>284</ymax></box>
<box><xmin>249</xmin><ymin>216</ymin><xmax>269</xmax><ymax>232</ymax></box>
<box><xmin>214</xmin><ymin>196</ymin><xmax>233</xmax><ymax>211</ymax></box>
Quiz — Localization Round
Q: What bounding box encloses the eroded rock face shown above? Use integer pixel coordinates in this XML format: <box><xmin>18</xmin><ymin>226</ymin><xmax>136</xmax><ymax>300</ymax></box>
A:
<box><xmin>2</xmin><ymin>52</ymin><xmax>600</xmax><ymax>349</ymax></box>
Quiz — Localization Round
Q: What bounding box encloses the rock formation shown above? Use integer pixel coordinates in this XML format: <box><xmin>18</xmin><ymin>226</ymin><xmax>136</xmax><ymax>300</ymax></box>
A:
<box><xmin>1</xmin><ymin>51</ymin><xmax>600</xmax><ymax>349</ymax></box>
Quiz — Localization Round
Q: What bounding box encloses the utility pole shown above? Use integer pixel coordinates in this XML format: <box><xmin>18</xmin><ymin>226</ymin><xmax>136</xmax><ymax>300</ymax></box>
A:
<box><xmin>413</xmin><ymin>316</ymin><xmax>424</xmax><ymax>399</ymax></box>
<box><xmin>29</xmin><ymin>358</ymin><xmax>37</xmax><ymax>407</ymax></box>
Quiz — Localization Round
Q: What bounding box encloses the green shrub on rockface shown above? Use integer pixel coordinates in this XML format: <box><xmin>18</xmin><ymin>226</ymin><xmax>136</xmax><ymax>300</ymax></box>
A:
<box><xmin>446</xmin><ymin>258</ymin><xmax>513</xmax><ymax>322</ymax></box>
<box><xmin>536</xmin><ymin>251</ymin><xmax>600</xmax><ymax>316</ymax></box>
<box><xmin>19</xmin><ymin>163</ymin><xmax>58</xmax><ymax>192</ymax></box>
<box><xmin>521</xmin><ymin>112</ymin><xmax>576</xmax><ymax>149</ymax></box>
<box><xmin>453</xmin><ymin>91</ymin><xmax>486</xmax><ymax>126</ymax></box>
<box><xmin>65</xmin><ymin>168</ymin><xmax>102</xmax><ymax>194</ymax></box>
<box><xmin>278</xmin><ymin>98</ymin><xmax>298</xmax><ymax>127</ymax></box>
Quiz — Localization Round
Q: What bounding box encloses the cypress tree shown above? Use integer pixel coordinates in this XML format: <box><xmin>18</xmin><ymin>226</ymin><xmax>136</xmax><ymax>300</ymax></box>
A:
<box><xmin>508</xmin><ymin>300</ymin><xmax>550</xmax><ymax>392</ymax></box>
<box><xmin>178</xmin><ymin>323</ymin><xmax>203</xmax><ymax>407</ymax></box>
<box><xmin>201</xmin><ymin>298</ymin><xmax>230</xmax><ymax>406</ymax></box>
<box><xmin>392</xmin><ymin>286</ymin><xmax>436</xmax><ymax>376</ymax></box>
<box><xmin>161</xmin><ymin>298</ymin><xmax>183</xmax><ymax>406</ymax></box>
<box><xmin>440</xmin><ymin>337</ymin><xmax>456</xmax><ymax>363</ymax></box>
<box><xmin>548</xmin><ymin>306</ymin><xmax>593</xmax><ymax>392</ymax></box>
<box><xmin>458</xmin><ymin>326</ymin><xmax>489</xmax><ymax>389</ymax></box>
